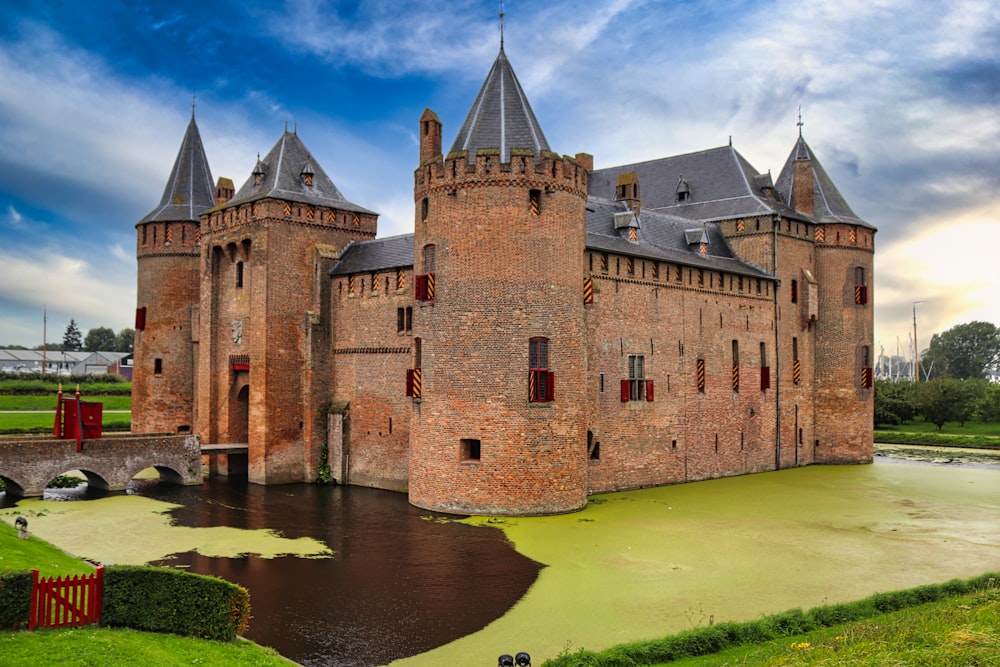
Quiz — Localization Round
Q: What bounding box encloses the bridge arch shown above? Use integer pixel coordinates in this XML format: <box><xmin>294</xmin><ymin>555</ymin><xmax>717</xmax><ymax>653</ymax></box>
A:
<box><xmin>0</xmin><ymin>474</ymin><xmax>26</xmax><ymax>497</ymax></box>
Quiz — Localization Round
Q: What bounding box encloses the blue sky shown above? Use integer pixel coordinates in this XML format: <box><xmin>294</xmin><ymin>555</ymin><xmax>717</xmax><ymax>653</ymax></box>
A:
<box><xmin>1</xmin><ymin>0</ymin><xmax>998</xmax><ymax>362</ymax></box>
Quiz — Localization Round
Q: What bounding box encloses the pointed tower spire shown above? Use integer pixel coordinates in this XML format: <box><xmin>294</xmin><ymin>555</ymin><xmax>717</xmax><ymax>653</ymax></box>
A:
<box><xmin>448</xmin><ymin>46</ymin><xmax>550</xmax><ymax>163</ymax></box>
<box><xmin>775</xmin><ymin>132</ymin><xmax>873</xmax><ymax>228</ymax></box>
<box><xmin>139</xmin><ymin>114</ymin><xmax>215</xmax><ymax>223</ymax></box>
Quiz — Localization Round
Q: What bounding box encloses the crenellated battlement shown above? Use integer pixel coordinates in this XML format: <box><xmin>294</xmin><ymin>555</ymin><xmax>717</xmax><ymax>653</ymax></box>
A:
<box><xmin>136</xmin><ymin>220</ymin><xmax>200</xmax><ymax>257</ymax></box>
<box><xmin>415</xmin><ymin>148</ymin><xmax>590</xmax><ymax>199</ymax></box>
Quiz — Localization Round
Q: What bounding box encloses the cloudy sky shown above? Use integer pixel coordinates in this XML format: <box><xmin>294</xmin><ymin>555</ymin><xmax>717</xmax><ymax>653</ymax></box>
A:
<box><xmin>1</xmin><ymin>0</ymin><xmax>998</xmax><ymax>361</ymax></box>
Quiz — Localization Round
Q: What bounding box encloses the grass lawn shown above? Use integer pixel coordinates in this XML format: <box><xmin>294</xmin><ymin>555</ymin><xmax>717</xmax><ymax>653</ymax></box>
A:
<box><xmin>659</xmin><ymin>584</ymin><xmax>1000</xmax><ymax>666</ymax></box>
<box><xmin>876</xmin><ymin>418</ymin><xmax>1000</xmax><ymax>437</ymax></box>
<box><xmin>0</xmin><ymin>395</ymin><xmax>131</xmax><ymax>411</ymax></box>
<box><xmin>0</xmin><ymin>409</ymin><xmax>131</xmax><ymax>434</ymax></box>
<box><xmin>0</xmin><ymin>521</ymin><xmax>94</xmax><ymax>576</ymax></box>
<box><xmin>0</xmin><ymin>627</ymin><xmax>293</xmax><ymax>667</ymax></box>
<box><xmin>0</xmin><ymin>519</ymin><xmax>291</xmax><ymax>667</ymax></box>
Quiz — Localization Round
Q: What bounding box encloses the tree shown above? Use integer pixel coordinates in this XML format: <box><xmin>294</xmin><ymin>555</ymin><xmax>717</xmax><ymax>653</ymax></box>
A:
<box><xmin>115</xmin><ymin>328</ymin><xmax>135</xmax><ymax>353</ymax></box>
<box><xmin>874</xmin><ymin>379</ymin><xmax>918</xmax><ymax>427</ymax></box>
<box><xmin>923</xmin><ymin>321</ymin><xmax>1000</xmax><ymax>380</ymax></box>
<box><xmin>62</xmin><ymin>319</ymin><xmax>82</xmax><ymax>352</ymax></box>
<box><xmin>917</xmin><ymin>378</ymin><xmax>984</xmax><ymax>430</ymax></box>
<box><xmin>980</xmin><ymin>383</ymin><xmax>1000</xmax><ymax>424</ymax></box>
<box><xmin>84</xmin><ymin>326</ymin><xmax>117</xmax><ymax>352</ymax></box>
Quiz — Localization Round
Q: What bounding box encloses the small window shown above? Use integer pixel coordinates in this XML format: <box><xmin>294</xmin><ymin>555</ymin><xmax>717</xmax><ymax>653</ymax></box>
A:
<box><xmin>154</xmin><ymin>358</ymin><xmax>163</xmax><ymax>375</ymax></box>
<box><xmin>236</xmin><ymin>261</ymin><xmax>244</xmax><ymax>288</ymax></box>
<box><xmin>529</xmin><ymin>189</ymin><xmax>541</xmax><ymax>215</ymax></box>
<box><xmin>397</xmin><ymin>307</ymin><xmax>405</xmax><ymax>333</ymax></box>
<box><xmin>790</xmin><ymin>279</ymin><xmax>798</xmax><ymax>304</ymax></box>
<box><xmin>421</xmin><ymin>197</ymin><xmax>429</xmax><ymax>221</ymax></box>
<box><xmin>732</xmin><ymin>340</ymin><xmax>740</xmax><ymax>393</ymax></box>
<box><xmin>529</xmin><ymin>337</ymin><xmax>554</xmax><ymax>402</ymax></box>
<box><xmin>622</xmin><ymin>355</ymin><xmax>654</xmax><ymax>401</ymax></box>
<box><xmin>854</xmin><ymin>267</ymin><xmax>868</xmax><ymax>305</ymax></box>
<box><xmin>405</xmin><ymin>306</ymin><xmax>413</xmax><ymax>332</ymax></box>
<box><xmin>696</xmin><ymin>358</ymin><xmax>705</xmax><ymax>393</ymax></box>
<box><xmin>792</xmin><ymin>337</ymin><xmax>801</xmax><ymax>385</ymax></box>
<box><xmin>461</xmin><ymin>438</ymin><xmax>481</xmax><ymax>461</ymax></box>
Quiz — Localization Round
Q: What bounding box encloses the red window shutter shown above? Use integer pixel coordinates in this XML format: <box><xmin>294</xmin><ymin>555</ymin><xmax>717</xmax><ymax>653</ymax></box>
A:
<box><xmin>406</xmin><ymin>369</ymin><xmax>415</xmax><ymax>396</ymax></box>
<box><xmin>760</xmin><ymin>366</ymin><xmax>771</xmax><ymax>390</ymax></box>
<box><xmin>135</xmin><ymin>306</ymin><xmax>147</xmax><ymax>331</ymax></box>
<box><xmin>414</xmin><ymin>275</ymin><xmax>427</xmax><ymax>301</ymax></box>
<box><xmin>646</xmin><ymin>379</ymin><xmax>654</xmax><ymax>401</ymax></box>
<box><xmin>621</xmin><ymin>379</ymin><xmax>630</xmax><ymax>402</ymax></box>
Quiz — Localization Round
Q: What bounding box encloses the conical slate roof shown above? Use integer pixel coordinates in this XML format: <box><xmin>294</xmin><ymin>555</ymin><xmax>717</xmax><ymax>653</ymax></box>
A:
<box><xmin>449</xmin><ymin>46</ymin><xmax>550</xmax><ymax>163</ymax></box>
<box><xmin>226</xmin><ymin>130</ymin><xmax>375</xmax><ymax>214</ymax></box>
<box><xmin>775</xmin><ymin>135</ymin><xmax>875</xmax><ymax>229</ymax></box>
<box><xmin>139</xmin><ymin>113</ymin><xmax>215</xmax><ymax>223</ymax></box>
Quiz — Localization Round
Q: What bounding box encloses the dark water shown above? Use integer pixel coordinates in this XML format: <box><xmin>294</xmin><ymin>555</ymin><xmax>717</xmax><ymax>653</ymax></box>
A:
<box><xmin>124</xmin><ymin>478</ymin><xmax>541</xmax><ymax>667</ymax></box>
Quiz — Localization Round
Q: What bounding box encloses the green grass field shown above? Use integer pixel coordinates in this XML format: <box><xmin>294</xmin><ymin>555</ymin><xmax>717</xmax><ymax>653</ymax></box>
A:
<box><xmin>0</xmin><ymin>522</ymin><xmax>292</xmax><ymax>666</ymax></box>
<box><xmin>0</xmin><ymin>394</ymin><xmax>131</xmax><ymax>434</ymax></box>
<box><xmin>0</xmin><ymin>395</ymin><xmax>131</xmax><ymax>411</ymax></box>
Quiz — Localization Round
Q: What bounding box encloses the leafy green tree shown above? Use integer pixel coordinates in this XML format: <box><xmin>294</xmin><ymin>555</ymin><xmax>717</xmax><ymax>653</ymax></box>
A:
<box><xmin>874</xmin><ymin>379</ymin><xmax>918</xmax><ymax>427</ymax></box>
<box><xmin>115</xmin><ymin>328</ymin><xmax>135</xmax><ymax>353</ymax></box>
<box><xmin>917</xmin><ymin>378</ymin><xmax>985</xmax><ymax>430</ymax></box>
<box><xmin>923</xmin><ymin>321</ymin><xmax>1000</xmax><ymax>380</ymax></box>
<box><xmin>84</xmin><ymin>326</ymin><xmax>116</xmax><ymax>352</ymax></box>
<box><xmin>980</xmin><ymin>383</ymin><xmax>1000</xmax><ymax>423</ymax></box>
<box><xmin>62</xmin><ymin>319</ymin><xmax>82</xmax><ymax>352</ymax></box>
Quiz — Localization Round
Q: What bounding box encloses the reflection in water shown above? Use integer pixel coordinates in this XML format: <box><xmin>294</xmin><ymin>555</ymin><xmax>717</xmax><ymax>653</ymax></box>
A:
<box><xmin>128</xmin><ymin>478</ymin><xmax>541</xmax><ymax>667</ymax></box>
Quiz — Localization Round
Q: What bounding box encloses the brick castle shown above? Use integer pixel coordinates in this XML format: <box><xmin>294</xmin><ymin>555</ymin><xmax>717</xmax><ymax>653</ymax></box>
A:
<box><xmin>132</xmin><ymin>45</ymin><xmax>875</xmax><ymax>515</ymax></box>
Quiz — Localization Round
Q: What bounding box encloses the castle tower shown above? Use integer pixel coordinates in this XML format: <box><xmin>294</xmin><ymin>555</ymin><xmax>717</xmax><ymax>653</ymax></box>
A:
<box><xmin>776</xmin><ymin>134</ymin><xmax>875</xmax><ymax>463</ymax></box>
<box><xmin>409</xmin><ymin>46</ymin><xmax>591</xmax><ymax>515</ymax></box>
<box><xmin>196</xmin><ymin>129</ymin><xmax>377</xmax><ymax>484</ymax></box>
<box><xmin>133</xmin><ymin>111</ymin><xmax>214</xmax><ymax>434</ymax></box>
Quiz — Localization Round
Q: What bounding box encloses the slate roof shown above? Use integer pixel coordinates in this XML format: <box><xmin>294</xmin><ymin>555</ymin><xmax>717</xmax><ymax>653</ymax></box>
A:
<box><xmin>775</xmin><ymin>136</ymin><xmax>874</xmax><ymax>229</ymax></box>
<box><xmin>589</xmin><ymin>145</ymin><xmax>804</xmax><ymax>223</ymax></box>
<box><xmin>448</xmin><ymin>46</ymin><xmax>550</xmax><ymax>163</ymax></box>
<box><xmin>138</xmin><ymin>114</ymin><xmax>215</xmax><ymax>224</ymax></box>
<box><xmin>328</xmin><ymin>234</ymin><xmax>414</xmax><ymax>277</ymax></box>
<box><xmin>326</xmin><ymin>199</ymin><xmax>772</xmax><ymax>279</ymax></box>
<box><xmin>585</xmin><ymin>197</ymin><xmax>772</xmax><ymax>278</ymax></box>
<box><xmin>224</xmin><ymin>130</ymin><xmax>376</xmax><ymax>215</ymax></box>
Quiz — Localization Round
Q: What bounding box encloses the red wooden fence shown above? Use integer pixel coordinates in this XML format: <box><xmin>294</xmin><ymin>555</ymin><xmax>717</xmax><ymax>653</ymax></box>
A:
<box><xmin>30</xmin><ymin>566</ymin><xmax>104</xmax><ymax>629</ymax></box>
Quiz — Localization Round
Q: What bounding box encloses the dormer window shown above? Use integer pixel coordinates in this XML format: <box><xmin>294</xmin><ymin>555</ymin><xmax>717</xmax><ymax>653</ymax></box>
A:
<box><xmin>301</xmin><ymin>162</ymin><xmax>315</xmax><ymax>187</ymax></box>
<box><xmin>675</xmin><ymin>176</ymin><xmax>691</xmax><ymax>202</ymax></box>
<box><xmin>252</xmin><ymin>156</ymin><xmax>266</xmax><ymax>186</ymax></box>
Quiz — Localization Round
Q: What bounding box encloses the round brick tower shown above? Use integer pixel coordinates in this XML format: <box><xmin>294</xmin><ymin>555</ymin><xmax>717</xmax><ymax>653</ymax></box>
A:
<box><xmin>779</xmin><ymin>134</ymin><xmax>875</xmax><ymax>464</ymax></box>
<box><xmin>133</xmin><ymin>112</ymin><xmax>214</xmax><ymax>435</ymax></box>
<box><xmin>408</xmin><ymin>47</ymin><xmax>591</xmax><ymax>515</ymax></box>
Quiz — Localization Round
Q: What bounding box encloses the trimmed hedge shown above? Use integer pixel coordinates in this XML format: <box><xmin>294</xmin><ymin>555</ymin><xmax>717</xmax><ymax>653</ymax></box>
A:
<box><xmin>0</xmin><ymin>571</ymin><xmax>32</xmax><ymax>630</ymax></box>
<box><xmin>102</xmin><ymin>566</ymin><xmax>251</xmax><ymax>641</ymax></box>
<box><xmin>541</xmin><ymin>572</ymin><xmax>1000</xmax><ymax>666</ymax></box>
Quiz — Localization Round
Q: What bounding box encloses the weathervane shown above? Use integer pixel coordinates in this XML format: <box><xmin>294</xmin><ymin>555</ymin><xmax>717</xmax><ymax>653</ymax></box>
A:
<box><xmin>499</xmin><ymin>0</ymin><xmax>505</xmax><ymax>49</ymax></box>
<box><xmin>797</xmin><ymin>105</ymin><xmax>804</xmax><ymax>137</ymax></box>
<box><xmin>191</xmin><ymin>94</ymin><xmax>197</xmax><ymax>118</ymax></box>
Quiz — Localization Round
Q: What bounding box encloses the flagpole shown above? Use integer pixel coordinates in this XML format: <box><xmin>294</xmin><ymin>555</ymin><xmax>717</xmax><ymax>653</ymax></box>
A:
<box><xmin>42</xmin><ymin>305</ymin><xmax>47</xmax><ymax>375</ymax></box>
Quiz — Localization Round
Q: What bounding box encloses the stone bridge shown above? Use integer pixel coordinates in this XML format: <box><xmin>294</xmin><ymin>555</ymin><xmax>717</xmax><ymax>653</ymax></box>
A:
<box><xmin>0</xmin><ymin>433</ymin><xmax>203</xmax><ymax>497</ymax></box>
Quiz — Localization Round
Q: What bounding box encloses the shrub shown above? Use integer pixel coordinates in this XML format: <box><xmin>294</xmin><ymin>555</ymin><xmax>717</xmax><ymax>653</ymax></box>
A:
<box><xmin>101</xmin><ymin>565</ymin><xmax>250</xmax><ymax>641</ymax></box>
<box><xmin>0</xmin><ymin>571</ymin><xmax>32</xmax><ymax>629</ymax></box>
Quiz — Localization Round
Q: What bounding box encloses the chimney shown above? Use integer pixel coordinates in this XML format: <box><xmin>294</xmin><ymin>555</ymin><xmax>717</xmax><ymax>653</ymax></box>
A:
<box><xmin>215</xmin><ymin>177</ymin><xmax>235</xmax><ymax>206</ymax></box>
<box><xmin>574</xmin><ymin>152</ymin><xmax>594</xmax><ymax>172</ymax></box>
<box><xmin>419</xmin><ymin>108</ymin><xmax>442</xmax><ymax>164</ymax></box>
<box><xmin>792</xmin><ymin>159</ymin><xmax>814</xmax><ymax>216</ymax></box>
<box><xmin>616</xmin><ymin>171</ymin><xmax>640</xmax><ymax>213</ymax></box>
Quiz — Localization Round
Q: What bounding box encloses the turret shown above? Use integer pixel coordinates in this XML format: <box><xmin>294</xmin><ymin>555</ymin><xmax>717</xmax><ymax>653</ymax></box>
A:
<box><xmin>408</xmin><ymin>46</ymin><xmax>590</xmax><ymax>515</ymax></box>
<box><xmin>133</xmin><ymin>111</ymin><xmax>214</xmax><ymax>435</ymax></box>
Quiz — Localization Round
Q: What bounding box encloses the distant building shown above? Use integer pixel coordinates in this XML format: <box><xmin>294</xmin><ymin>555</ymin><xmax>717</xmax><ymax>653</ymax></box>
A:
<box><xmin>133</xmin><ymin>45</ymin><xmax>875</xmax><ymax>515</ymax></box>
<box><xmin>0</xmin><ymin>349</ymin><xmax>127</xmax><ymax>376</ymax></box>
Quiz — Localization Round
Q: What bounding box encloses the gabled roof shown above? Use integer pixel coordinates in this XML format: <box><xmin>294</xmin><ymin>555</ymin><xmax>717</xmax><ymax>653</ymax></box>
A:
<box><xmin>328</xmin><ymin>234</ymin><xmax>414</xmax><ymax>276</ymax></box>
<box><xmin>225</xmin><ymin>130</ymin><xmax>376</xmax><ymax>215</ymax></box>
<box><xmin>775</xmin><ymin>135</ymin><xmax>875</xmax><ymax>229</ymax></box>
<box><xmin>585</xmin><ymin>197</ymin><xmax>772</xmax><ymax>278</ymax></box>
<box><xmin>589</xmin><ymin>145</ymin><xmax>802</xmax><ymax>223</ymax></box>
<box><xmin>448</xmin><ymin>46</ymin><xmax>550</xmax><ymax>163</ymax></box>
<box><xmin>138</xmin><ymin>114</ymin><xmax>215</xmax><ymax>224</ymax></box>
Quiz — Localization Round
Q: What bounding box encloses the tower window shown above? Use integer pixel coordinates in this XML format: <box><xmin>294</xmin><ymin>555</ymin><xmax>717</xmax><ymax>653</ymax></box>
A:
<box><xmin>421</xmin><ymin>197</ymin><xmax>429</xmax><ymax>221</ymax></box>
<box><xmin>236</xmin><ymin>261</ymin><xmax>244</xmax><ymax>288</ymax></box>
<box><xmin>529</xmin><ymin>337</ymin><xmax>554</xmax><ymax>402</ymax></box>
<box><xmin>854</xmin><ymin>267</ymin><xmax>868</xmax><ymax>305</ymax></box>
<box><xmin>154</xmin><ymin>358</ymin><xmax>163</xmax><ymax>375</ymax></box>
<box><xmin>732</xmin><ymin>340</ymin><xmax>740</xmax><ymax>393</ymax></box>
<box><xmin>529</xmin><ymin>189</ymin><xmax>541</xmax><ymax>215</ymax></box>
<box><xmin>622</xmin><ymin>354</ymin><xmax>652</xmax><ymax>402</ymax></box>
<box><xmin>790</xmin><ymin>279</ymin><xmax>798</xmax><ymax>303</ymax></box>
<box><xmin>460</xmin><ymin>438</ymin><xmax>481</xmax><ymax>461</ymax></box>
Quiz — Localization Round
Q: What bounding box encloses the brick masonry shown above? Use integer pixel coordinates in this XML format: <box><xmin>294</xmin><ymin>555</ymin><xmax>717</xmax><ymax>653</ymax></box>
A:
<box><xmin>0</xmin><ymin>434</ymin><xmax>202</xmax><ymax>497</ymax></box>
<box><xmin>133</xmin><ymin>99</ymin><xmax>873</xmax><ymax>517</ymax></box>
